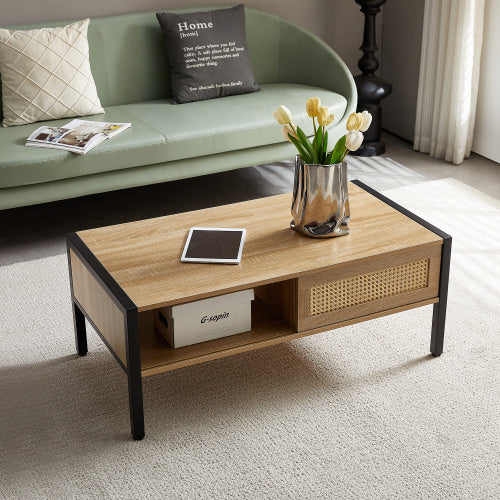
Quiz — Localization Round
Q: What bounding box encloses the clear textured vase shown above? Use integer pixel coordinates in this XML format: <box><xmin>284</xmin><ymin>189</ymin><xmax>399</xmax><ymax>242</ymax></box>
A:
<box><xmin>290</xmin><ymin>155</ymin><xmax>350</xmax><ymax>238</ymax></box>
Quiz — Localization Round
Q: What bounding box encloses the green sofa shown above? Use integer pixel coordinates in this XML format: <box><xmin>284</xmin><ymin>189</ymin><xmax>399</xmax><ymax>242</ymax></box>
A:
<box><xmin>0</xmin><ymin>7</ymin><xmax>356</xmax><ymax>210</ymax></box>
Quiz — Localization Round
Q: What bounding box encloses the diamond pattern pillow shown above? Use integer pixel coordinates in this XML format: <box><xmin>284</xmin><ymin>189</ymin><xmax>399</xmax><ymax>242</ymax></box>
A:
<box><xmin>0</xmin><ymin>19</ymin><xmax>104</xmax><ymax>127</ymax></box>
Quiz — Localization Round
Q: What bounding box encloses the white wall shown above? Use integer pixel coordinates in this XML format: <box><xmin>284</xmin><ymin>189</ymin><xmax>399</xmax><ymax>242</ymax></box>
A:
<box><xmin>0</xmin><ymin>0</ymin><xmax>365</xmax><ymax>76</ymax></box>
<box><xmin>472</xmin><ymin>0</ymin><xmax>500</xmax><ymax>163</ymax></box>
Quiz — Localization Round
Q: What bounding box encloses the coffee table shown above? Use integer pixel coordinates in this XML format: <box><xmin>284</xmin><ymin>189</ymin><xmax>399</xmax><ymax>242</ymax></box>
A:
<box><xmin>67</xmin><ymin>180</ymin><xmax>451</xmax><ymax>440</ymax></box>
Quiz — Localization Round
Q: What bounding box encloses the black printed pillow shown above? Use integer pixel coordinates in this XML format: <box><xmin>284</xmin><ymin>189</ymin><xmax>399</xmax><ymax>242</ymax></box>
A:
<box><xmin>156</xmin><ymin>5</ymin><xmax>260</xmax><ymax>104</ymax></box>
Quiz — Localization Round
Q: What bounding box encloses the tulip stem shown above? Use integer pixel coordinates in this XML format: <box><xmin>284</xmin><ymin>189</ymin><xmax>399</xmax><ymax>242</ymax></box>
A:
<box><xmin>322</xmin><ymin>127</ymin><xmax>326</xmax><ymax>162</ymax></box>
<box><xmin>341</xmin><ymin>148</ymin><xmax>349</xmax><ymax>161</ymax></box>
<box><xmin>313</xmin><ymin>117</ymin><xmax>317</xmax><ymax>137</ymax></box>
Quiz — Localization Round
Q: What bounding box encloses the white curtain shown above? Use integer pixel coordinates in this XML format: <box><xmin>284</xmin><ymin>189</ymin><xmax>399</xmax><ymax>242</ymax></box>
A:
<box><xmin>414</xmin><ymin>0</ymin><xmax>485</xmax><ymax>164</ymax></box>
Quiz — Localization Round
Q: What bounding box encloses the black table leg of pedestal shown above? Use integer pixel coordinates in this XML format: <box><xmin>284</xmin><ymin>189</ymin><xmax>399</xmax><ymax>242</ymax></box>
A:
<box><xmin>351</xmin><ymin>0</ymin><xmax>392</xmax><ymax>157</ymax></box>
<box><xmin>352</xmin><ymin>75</ymin><xmax>393</xmax><ymax>156</ymax></box>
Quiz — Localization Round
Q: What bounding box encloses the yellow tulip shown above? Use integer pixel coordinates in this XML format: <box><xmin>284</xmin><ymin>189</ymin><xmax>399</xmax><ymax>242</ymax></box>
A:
<box><xmin>281</xmin><ymin>123</ymin><xmax>298</xmax><ymax>142</ymax></box>
<box><xmin>317</xmin><ymin>106</ymin><xmax>334</xmax><ymax>127</ymax></box>
<box><xmin>273</xmin><ymin>105</ymin><xmax>293</xmax><ymax>125</ymax></box>
<box><xmin>306</xmin><ymin>97</ymin><xmax>321</xmax><ymax>118</ymax></box>
<box><xmin>347</xmin><ymin>112</ymin><xmax>363</xmax><ymax>131</ymax></box>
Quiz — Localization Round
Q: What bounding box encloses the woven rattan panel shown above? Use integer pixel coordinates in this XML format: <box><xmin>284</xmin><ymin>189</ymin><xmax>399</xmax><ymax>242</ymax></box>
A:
<box><xmin>310</xmin><ymin>259</ymin><xmax>430</xmax><ymax>316</ymax></box>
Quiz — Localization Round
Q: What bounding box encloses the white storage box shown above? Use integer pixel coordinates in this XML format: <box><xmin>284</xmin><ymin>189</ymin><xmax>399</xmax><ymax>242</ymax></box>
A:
<box><xmin>154</xmin><ymin>289</ymin><xmax>254</xmax><ymax>348</ymax></box>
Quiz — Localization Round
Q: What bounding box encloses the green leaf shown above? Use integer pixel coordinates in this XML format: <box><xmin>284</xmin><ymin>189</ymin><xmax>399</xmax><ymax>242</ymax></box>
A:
<box><xmin>289</xmin><ymin>134</ymin><xmax>312</xmax><ymax>164</ymax></box>
<box><xmin>317</xmin><ymin>130</ymin><xmax>323</xmax><ymax>164</ymax></box>
<box><xmin>329</xmin><ymin>135</ymin><xmax>346</xmax><ymax>164</ymax></box>
<box><xmin>315</xmin><ymin>130</ymin><xmax>320</xmax><ymax>162</ymax></box>
<box><xmin>322</xmin><ymin>130</ymin><xmax>329</xmax><ymax>164</ymax></box>
<box><xmin>296</xmin><ymin>126</ymin><xmax>318</xmax><ymax>164</ymax></box>
<box><xmin>312</xmin><ymin>127</ymin><xmax>322</xmax><ymax>155</ymax></box>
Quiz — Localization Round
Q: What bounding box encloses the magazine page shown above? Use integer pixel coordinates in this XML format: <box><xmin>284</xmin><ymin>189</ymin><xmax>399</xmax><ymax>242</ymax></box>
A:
<box><xmin>63</xmin><ymin>119</ymin><xmax>131</xmax><ymax>138</ymax></box>
<box><xmin>26</xmin><ymin>126</ymin><xmax>71</xmax><ymax>144</ymax></box>
<box><xmin>26</xmin><ymin>125</ymin><xmax>103</xmax><ymax>153</ymax></box>
<box><xmin>26</xmin><ymin>119</ymin><xmax>131</xmax><ymax>154</ymax></box>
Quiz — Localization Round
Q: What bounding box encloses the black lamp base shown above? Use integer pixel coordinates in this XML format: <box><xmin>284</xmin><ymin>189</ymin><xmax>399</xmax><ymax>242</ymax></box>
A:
<box><xmin>352</xmin><ymin>74</ymin><xmax>392</xmax><ymax>157</ymax></box>
<box><xmin>351</xmin><ymin>141</ymin><xmax>385</xmax><ymax>157</ymax></box>
<box><xmin>352</xmin><ymin>0</ymin><xmax>392</xmax><ymax>157</ymax></box>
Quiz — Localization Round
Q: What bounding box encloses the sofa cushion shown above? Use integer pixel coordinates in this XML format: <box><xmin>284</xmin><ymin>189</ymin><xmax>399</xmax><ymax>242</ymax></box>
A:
<box><xmin>121</xmin><ymin>83</ymin><xmax>347</xmax><ymax>162</ymax></box>
<box><xmin>0</xmin><ymin>108</ymin><xmax>166</xmax><ymax>188</ymax></box>
<box><xmin>156</xmin><ymin>5</ymin><xmax>259</xmax><ymax>104</ymax></box>
<box><xmin>0</xmin><ymin>83</ymin><xmax>347</xmax><ymax>189</ymax></box>
<box><xmin>0</xmin><ymin>19</ymin><xmax>104</xmax><ymax>127</ymax></box>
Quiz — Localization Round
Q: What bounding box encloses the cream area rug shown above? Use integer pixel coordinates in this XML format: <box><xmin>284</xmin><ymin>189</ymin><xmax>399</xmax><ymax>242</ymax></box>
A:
<box><xmin>1</xmin><ymin>178</ymin><xmax>499</xmax><ymax>499</ymax></box>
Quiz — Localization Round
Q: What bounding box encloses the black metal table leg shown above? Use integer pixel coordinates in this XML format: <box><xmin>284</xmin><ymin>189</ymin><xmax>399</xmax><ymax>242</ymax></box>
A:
<box><xmin>126</xmin><ymin>308</ymin><xmax>145</xmax><ymax>440</ymax></box>
<box><xmin>68</xmin><ymin>240</ymin><xmax>88</xmax><ymax>357</ymax></box>
<box><xmin>68</xmin><ymin>233</ymin><xmax>146</xmax><ymax>440</ymax></box>
<box><xmin>430</xmin><ymin>236</ymin><xmax>452</xmax><ymax>356</ymax></box>
<box><xmin>351</xmin><ymin>180</ymin><xmax>453</xmax><ymax>357</ymax></box>
<box><xmin>73</xmin><ymin>301</ymin><xmax>88</xmax><ymax>356</ymax></box>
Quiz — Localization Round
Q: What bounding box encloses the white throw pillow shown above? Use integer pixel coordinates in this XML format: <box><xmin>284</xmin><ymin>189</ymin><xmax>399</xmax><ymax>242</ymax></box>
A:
<box><xmin>0</xmin><ymin>19</ymin><xmax>104</xmax><ymax>127</ymax></box>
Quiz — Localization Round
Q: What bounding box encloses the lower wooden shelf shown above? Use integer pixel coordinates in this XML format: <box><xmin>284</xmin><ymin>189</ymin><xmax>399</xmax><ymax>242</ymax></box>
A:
<box><xmin>139</xmin><ymin>299</ymin><xmax>294</xmax><ymax>377</ymax></box>
<box><xmin>138</xmin><ymin>296</ymin><xmax>439</xmax><ymax>378</ymax></box>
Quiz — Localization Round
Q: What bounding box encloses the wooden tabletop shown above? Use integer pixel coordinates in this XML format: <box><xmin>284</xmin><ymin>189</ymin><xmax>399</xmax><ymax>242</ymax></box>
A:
<box><xmin>77</xmin><ymin>183</ymin><xmax>442</xmax><ymax>311</ymax></box>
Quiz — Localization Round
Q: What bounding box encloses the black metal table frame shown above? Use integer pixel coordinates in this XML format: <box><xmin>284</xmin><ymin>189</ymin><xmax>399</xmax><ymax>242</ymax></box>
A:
<box><xmin>66</xmin><ymin>180</ymin><xmax>452</xmax><ymax>441</ymax></box>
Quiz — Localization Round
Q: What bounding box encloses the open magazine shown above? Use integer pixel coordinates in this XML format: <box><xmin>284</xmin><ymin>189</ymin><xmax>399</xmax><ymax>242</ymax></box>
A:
<box><xmin>26</xmin><ymin>119</ymin><xmax>131</xmax><ymax>155</ymax></box>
